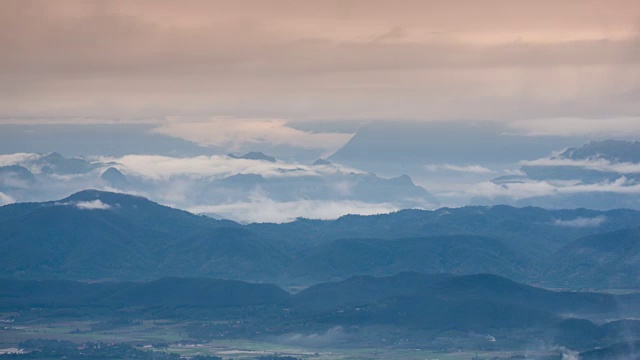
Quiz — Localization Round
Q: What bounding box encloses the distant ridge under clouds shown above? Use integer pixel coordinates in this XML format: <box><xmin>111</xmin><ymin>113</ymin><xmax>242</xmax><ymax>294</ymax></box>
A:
<box><xmin>0</xmin><ymin>151</ymin><xmax>439</xmax><ymax>222</ymax></box>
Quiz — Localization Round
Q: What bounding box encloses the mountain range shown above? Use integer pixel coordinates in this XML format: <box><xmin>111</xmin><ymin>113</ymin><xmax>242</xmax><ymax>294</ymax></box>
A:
<box><xmin>0</xmin><ymin>152</ymin><xmax>439</xmax><ymax>221</ymax></box>
<box><xmin>1</xmin><ymin>190</ymin><xmax>640</xmax><ymax>288</ymax></box>
<box><xmin>2</xmin><ymin>139</ymin><xmax>640</xmax><ymax>220</ymax></box>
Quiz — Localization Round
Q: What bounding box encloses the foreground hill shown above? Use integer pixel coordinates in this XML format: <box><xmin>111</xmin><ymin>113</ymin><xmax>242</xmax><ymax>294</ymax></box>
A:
<box><xmin>3</xmin><ymin>273</ymin><xmax>630</xmax><ymax>318</ymax></box>
<box><xmin>291</xmin><ymin>272</ymin><xmax>455</xmax><ymax>311</ymax></box>
<box><xmin>1</xmin><ymin>273</ymin><xmax>638</xmax><ymax>351</ymax></box>
<box><xmin>0</xmin><ymin>277</ymin><xmax>288</xmax><ymax>310</ymax></box>
<box><xmin>291</xmin><ymin>273</ymin><xmax>633</xmax><ymax>334</ymax></box>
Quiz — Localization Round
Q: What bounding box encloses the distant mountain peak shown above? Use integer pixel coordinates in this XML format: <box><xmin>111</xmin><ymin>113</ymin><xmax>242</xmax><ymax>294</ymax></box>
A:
<box><xmin>559</xmin><ymin>140</ymin><xmax>640</xmax><ymax>163</ymax></box>
<box><xmin>31</xmin><ymin>152</ymin><xmax>100</xmax><ymax>175</ymax></box>
<box><xmin>313</xmin><ymin>158</ymin><xmax>332</xmax><ymax>166</ymax></box>
<box><xmin>61</xmin><ymin>189</ymin><xmax>148</xmax><ymax>207</ymax></box>
<box><xmin>101</xmin><ymin>167</ymin><xmax>129</xmax><ymax>188</ymax></box>
<box><xmin>392</xmin><ymin>174</ymin><xmax>414</xmax><ymax>184</ymax></box>
<box><xmin>42</xmin><ymin>151</ymin><xmax>65</xmax><ymax>161</ymax></box>
<box><xmin>228</xmin><ymin>151</ymin><xmax>277</xmax><ymax>162</ymax></box>
<box><xmin>0</xmin><ymin>165</ymin><xmax>36</xmax><ymax>187</ymax></box>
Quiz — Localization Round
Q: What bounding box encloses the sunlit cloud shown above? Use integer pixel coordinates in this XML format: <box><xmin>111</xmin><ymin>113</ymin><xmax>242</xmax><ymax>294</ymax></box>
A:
<box><xmin>74</xmin><ymin>199</ymin><xmax>113</xmax><ymax>210</ymax></box>
<box><xmin>508</xmin><ymin>117</ymin><xmax>640</xmax><ymax>137</ymax></box>
<box><xmin>186</xmin><ymin>196</ymin><xmax>401</xmax><ymax>223</ymax></box>
<box><xmin>0</xmin><ymin>153</ymin><xmax>40</xmax><ymax>167</ymax></box>
<box><xmin>554</xmin><ymin>216</ymin><xmax>606</xmax><ymax>228</ymax></box>
<box><xmin>425</xmin><ymin>163</ymin><xmax>494</xmax><ymax>174</ymax></box>
<box><xmin>468</xmin><ymin>180</ymin><xmax>558</xmax><ymax>200</ymax></box>
<box><xmin>468</xmin><ymin>176</ymin><xmax>640</xmax><ymax>201</ymax></box>
<box><xmin>151</xmin><ymin>117</ymin><xmax>353</xmax><ymax>152</ymax></box>
<box><xmin>99</xmin><ymin>154</ymin><xmax>363</xmax><ymax>181</ymax></box>
<box><xmin>0</xmin><ymin>192</ymin><xmax>15</xmax><ymax>206</ymax></box>
<box><xmin>521</xmin><ymin>157</ymin><xmax>640</xmax><ymax>174</ymax></box>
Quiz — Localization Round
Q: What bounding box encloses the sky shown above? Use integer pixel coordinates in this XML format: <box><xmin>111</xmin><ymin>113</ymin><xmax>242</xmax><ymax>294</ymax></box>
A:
<box><xmin>1</xmin><ymin>1</ymin><xmax>640</xmax><ymax>220</ymax></box>
<box><xmin>1</xmin><ymin>0</ymin><xmax>639</xmax><ymax>131</ymax></box>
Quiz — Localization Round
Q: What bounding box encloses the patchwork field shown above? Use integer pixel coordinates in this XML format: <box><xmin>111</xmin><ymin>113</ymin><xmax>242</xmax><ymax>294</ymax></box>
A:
<box><xmin>0</xmin><ymin>317</ymin><xmax>558</xmax><ymax>360</ymax></box>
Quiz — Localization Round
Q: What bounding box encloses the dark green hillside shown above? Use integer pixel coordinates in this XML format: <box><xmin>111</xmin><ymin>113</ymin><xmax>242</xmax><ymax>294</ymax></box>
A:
<box><xmin>103</xmin><ymin>277</ymin><xmax>289</xmax><ymax>308</ymax></box>
<box><xmin>546</xmin><ymin>227</ymin><xmax>640</xmax><ymax>288</ymax></box>
<box><xmin>167</xmin><ymin>227</ymin><xmax>292</xmax><ymax>279</ymax></box>
<box><xmin>580</xmin><ymin>341</ymin><xmax>640</xmax><ymax>360</ymax></box>
<box><xmin>2</xmin><ymin>190</ymin><xmax>640</xmax><ymax>288</ymax></box>
<box><xmin>289</xmin><ymin>273</ymin><xmax>637</xmax><ymax>336</ymax></box>
<box><xmin>287</xmin><ymin>235</ymin><xmax>531</xmax><ymax>283</ymax></box>
<box><xmin>428</xmin><ymin>274</ymin><xmax>618</xmax><ymax>314</ymax></box>
<box><xmin>0</xmin><ymin>278</ymin><xmax>125</xmax><ymax>308</ymax></box>
<box><xmin>0</xmin><ymin>190</ymin><xmax>286</xmax><ymax>281</ymax></box>
<box><xmin>348</xmin><ymin>294</ymin><xmax>558</xmax><ymax>330</ymax></box>
<box><xmin>0</xmin><ymin>277</ymin><xmax>288</xmax><ymax>310</ymax></box>
<box><xmin>248</xmin><ymin>206</ymin><xmax>640</xmax><ymax>255</ymax></box>
<box><xmin>292</xmin><ymin>272</ymin><xmax>454</xmax><ymax>311</ymax></box>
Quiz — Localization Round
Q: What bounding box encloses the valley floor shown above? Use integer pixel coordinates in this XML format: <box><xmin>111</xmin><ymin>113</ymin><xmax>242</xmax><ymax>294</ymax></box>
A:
<box><xmin>0</xmin><ymin>317</ymin><xmax>564</xmax><ymax>360</ymax></box>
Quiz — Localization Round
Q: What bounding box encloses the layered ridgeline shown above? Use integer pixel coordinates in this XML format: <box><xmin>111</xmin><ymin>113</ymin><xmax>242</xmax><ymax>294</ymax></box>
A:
<box><xmin>1</xmin><ymin>273</ymin><xmax>639</xmax><ymax>353</ymax></box>
<box><xmin>486</xmin><ymin>140</ymin><xmax>640</xmax><ymax>210</ymax></box>
<box><xmin>0</xmin><ymin>190</ymin><xmax>282</xmax><ymax>281</ymax></box>
<box><xmin>0</xmin><ymin>152</ymin><xmax>438</xmax><ymax>222</ymax></box>
<box><xmin>2</xmin><ymin>190</ymin><xmax>640</xmax><ymax>288</ymax></box>
<box><xmin>546</xmin><ymin>227</ymin><xmax>640</xmax><ymax>288</ymax></box>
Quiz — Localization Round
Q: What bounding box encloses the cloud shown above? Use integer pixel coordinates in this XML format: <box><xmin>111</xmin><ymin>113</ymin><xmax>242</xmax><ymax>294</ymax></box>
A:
<box><xmin>468</xmin><ymin>176</ymin><xmax>640</xmax><ymax>201</ymax></box>
<box><xmin>100</xmin><ymin>154</ymin><xmax>363</xmax><ymax>181</ymax></box>
<box><xmin>186</xmin><ymin>196</ymin><xmax>400</xmax><ymax>223</ymax></box>
<box><xmin>560</xmin><ymin>177</ymin><xmax>640</xmax><ymax>194</ymax></box>
<box><xmin>74</xmin><ymin>200</ymin><xmax>112</xmax><ymax>210</ymax></box>
<box><xmin>0</xmin><ymin>151</ymin><xmax>425</xmax><ymax>222</ymax></box>
<box><xmin>372</xmin><ymin>26</ymin><xmax>406</xmax><ymax>42</ymax></box>
<box><xmin>151</xmin><ymin>117</ymin><xmax>353</xmax><ymax>152</ymax></box>
<box><xmin>503</xmin><ymin>169</ymin><xmax>526</xmax><ymax>176</ymax></box>
<box><xmin>468</xmin><ymin>180</ymin><xmax>558</xmax><ymax>200</ymax></box>
<box><xmin>509</xmin><ymin>117</ymin><xmax>640</xmax><ymax>137</ymax></box>
<box><xmin>554</xmin><ymin>216</ymin><xmax>606</xmax><ymax>228</ymax></box>
<box><xmin>54</xmin><ymin>199</ymin><xmax>114</xmax><ymax>210</ymax></box>
<box><xmin>1</xmin><ymin>1</ymin><xmax>639</xmax><ymax>122</ymax></box>
<box><xmin>0</xmin><ymin>153</ymin><xmax>40</xmax><ymax>167</ymax></box>
<box><xmin>0</xmin><ymin>192</ymin><xmax>15</xmax><ymax>206</ymax></box>
<box><xmin>0</xmin><ymin>173</ymin><xmax>32</xmax><ymax>189</ymax></box>
<box><xmin>0</xmin><ymin>117</ymin><xmax>159</xmax><ymax>125</ymax></box>
<box><xmin>425</xmin><ymin>163</ymin><xmax>494</xmax><ymax>174</ymax></box>
<box><xmin>521</xmin><ymin>157</ymin><xmax>640</xmax><ymax>174</ymax></box>
<box><xmin>559</xmin><ymin>347</ymin><xmax>580</xmax><ymax>360</ymax></box>
<box><xmin>56</xmin><ymin>199</ymin><xmax>112</xmax><ymax>210</ymax></box>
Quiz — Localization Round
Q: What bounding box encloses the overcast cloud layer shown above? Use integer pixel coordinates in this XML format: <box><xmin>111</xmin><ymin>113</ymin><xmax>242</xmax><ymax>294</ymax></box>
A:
<box><xmin>1</xmin><ymin>0</ymin><xmax>639</xmax><ymax>133</ymax></box>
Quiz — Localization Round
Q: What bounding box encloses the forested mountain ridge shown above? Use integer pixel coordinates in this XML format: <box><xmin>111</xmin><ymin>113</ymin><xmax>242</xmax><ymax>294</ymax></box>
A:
<box><xmin>2</xmin><ymin>190</ymin><xmax>640</xmax><ymax>288</ymax></box>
